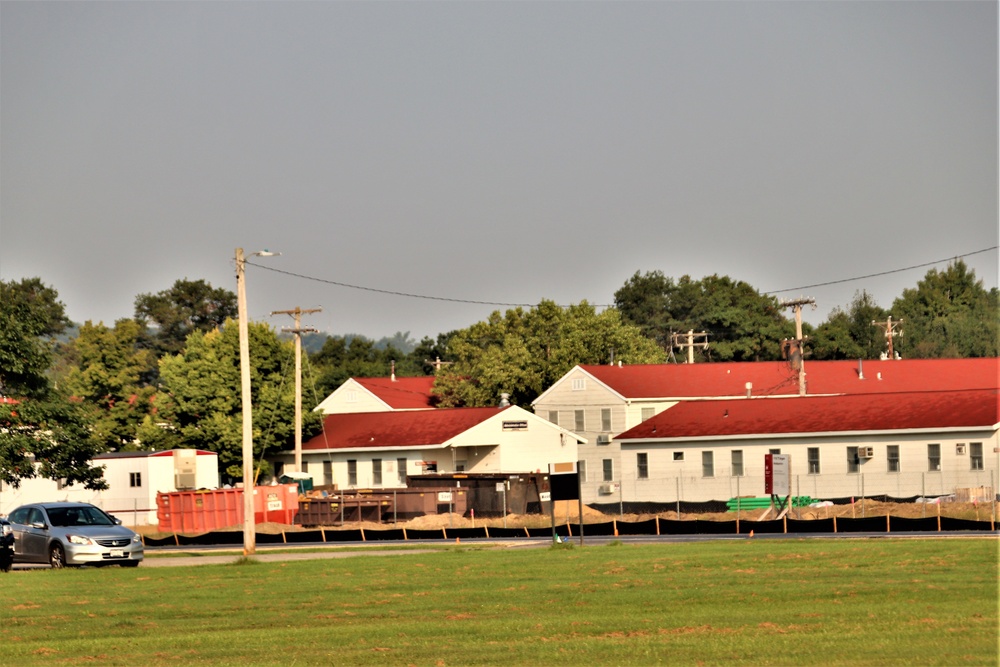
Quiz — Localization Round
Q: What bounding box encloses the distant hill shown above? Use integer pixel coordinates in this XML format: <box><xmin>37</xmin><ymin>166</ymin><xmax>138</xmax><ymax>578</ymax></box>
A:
<box><xmin>289</xmin><ymin>331</ymin><xmax>418</xmax><ymax>355</ymax></box>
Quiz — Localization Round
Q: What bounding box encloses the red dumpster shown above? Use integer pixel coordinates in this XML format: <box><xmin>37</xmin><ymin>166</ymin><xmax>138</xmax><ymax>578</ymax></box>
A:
<box><xmin>157</xmin><ymin>484</ymin><xmax>299</xmax><ymax>532</ymax></box>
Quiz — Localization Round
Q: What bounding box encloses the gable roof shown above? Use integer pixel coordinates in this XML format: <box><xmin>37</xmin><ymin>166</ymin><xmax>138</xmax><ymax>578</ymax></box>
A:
<box><xmin>617</xmin><ymin>388</ymin><xmax>1000</xmax><ymax>441</ymax></box>
<box><xmin>313</xmin><ymin>375</ymin><xmax>437</xmax><ymax>413</ymax></box>
<box><xmin>300</xmin><ymin>404</ymin><xmax>586</xmax><ymax>453</ymax></box>
<box><xmin>353</xmin><ymin>376</ymin><xmax>437</xmax><ymax>409</ymax></box>
<box><xmin>303</xmin><ymin>406</ymin><xmax>507</xmax><ymax>451</ymax></box>
<box><xmin>538</xmin><ymin>358</ymin><xmax>998</xmax><ymax>402</ymax></box>
<box><xmin>93</xmin><ymin>449</ymin><xmax>216</xmax><ymax>460</ymax></box>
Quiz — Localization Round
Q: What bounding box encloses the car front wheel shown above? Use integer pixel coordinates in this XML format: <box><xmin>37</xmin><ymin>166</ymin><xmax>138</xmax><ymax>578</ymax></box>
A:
<box><xmin>49</xmin><ymin>543</ymin><xmax>66</xmax><ymax>569</ymax></box>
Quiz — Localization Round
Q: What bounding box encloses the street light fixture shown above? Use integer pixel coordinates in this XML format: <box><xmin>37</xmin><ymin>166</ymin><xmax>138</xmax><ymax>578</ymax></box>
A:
<box><xmin>235</xmin><ymin>247</ymin><xmax>280</xmax><ymax>556</ymax></box>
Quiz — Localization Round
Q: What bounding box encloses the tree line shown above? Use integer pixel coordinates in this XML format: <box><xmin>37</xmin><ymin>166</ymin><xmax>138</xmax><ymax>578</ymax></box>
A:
<box><xmin>1</xmin><ymin>261</ymin><xmax>995</xmax><ymax>488</ymax></box>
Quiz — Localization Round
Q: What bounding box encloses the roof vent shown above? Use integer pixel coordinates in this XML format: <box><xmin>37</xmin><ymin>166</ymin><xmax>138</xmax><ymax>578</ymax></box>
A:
<box><xmin>499</xmin><ymin>393</ymin><xmax>510</xmax><ymax>407</ymax></box>
<box><xmin>745</xmin><ymin>382</ymin><xmax>752</xmax><ymax>398</ymax></box>
<box><xmin>857</xmin><ymin>359</ymin><xmax>864</xmax><ymax>380</ymax></box>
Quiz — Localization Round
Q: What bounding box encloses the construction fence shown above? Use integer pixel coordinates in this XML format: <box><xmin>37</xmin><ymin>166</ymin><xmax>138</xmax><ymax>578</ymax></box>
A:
<box><xmin>140</xmin><ymin>512</ymin><xmax>996</xmax><ymax>547</ymax></box>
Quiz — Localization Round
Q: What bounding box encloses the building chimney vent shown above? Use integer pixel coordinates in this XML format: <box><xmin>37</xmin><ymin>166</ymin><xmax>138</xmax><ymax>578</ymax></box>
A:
<box><xmin>499</xmin><ymin>392</ymin><xmax>510</xmax><ymax>407</ymax></box>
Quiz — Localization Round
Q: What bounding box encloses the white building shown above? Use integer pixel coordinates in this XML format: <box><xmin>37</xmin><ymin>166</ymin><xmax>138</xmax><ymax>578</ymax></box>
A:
<box><xmin>273</xmin><ymin>405</ymin><xmax>583</xmax><ymax>490</ymax></box>
<box><xmin>533</xmin><ymin>358</ymin><xmax>999</xmax><ymax>504</ymax></box>
<box><xmin>0</xmin><ymin>449</ymin><xmax>219</xmax><ymax>526</ymax></box>
<box><xmin>615</xmin><ymin>388</ymin><xmax>998</xmax><ymax>503</ymax></box>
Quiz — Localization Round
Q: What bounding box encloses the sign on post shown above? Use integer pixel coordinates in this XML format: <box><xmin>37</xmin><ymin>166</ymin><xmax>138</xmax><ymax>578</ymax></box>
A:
<box><xmin>548</xmin><ymin>462</ymin><xmax>584</xmax><ymax>545</ymax></box>
<box><xmin>765</xmin><ymin>454</ymin><xmax>791</xmax><ymax>495</ymax></box>
<box><xmin>765</xmin><ymin>454</ymin><xmax>792</xmax><ymax>514</ymax></box>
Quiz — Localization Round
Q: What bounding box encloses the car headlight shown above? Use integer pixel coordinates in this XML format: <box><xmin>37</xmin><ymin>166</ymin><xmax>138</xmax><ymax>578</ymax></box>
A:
<box><xmin>0</xmin><ymin>524</ymin><xmax>11</xmax><ymax>537</ymax></box>
<box><xmin>66</xmin><ymin>534</ymin><xmax>94</xmax><ymax>545</ymax></box>
<box><xmin>132</xmin><ymin>535</ymin><xmax>142</xmax><ymax>544</ymax></box>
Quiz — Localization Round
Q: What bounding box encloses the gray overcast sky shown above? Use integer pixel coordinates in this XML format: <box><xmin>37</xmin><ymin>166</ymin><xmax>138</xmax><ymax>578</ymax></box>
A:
<box><xmin>2</xmin><ymin>1</ymin><xmax>997</xmax><ymax>342</ymax></box>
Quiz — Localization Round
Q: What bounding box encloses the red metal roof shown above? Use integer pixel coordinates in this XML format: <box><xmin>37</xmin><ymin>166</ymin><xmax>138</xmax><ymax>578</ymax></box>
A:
<box><xmin>353</xmin><ymin>376</ymin><xmax>437</xmax><ymax>409</ymax></box>
<box><xmin>578</xmin><ymin>358</ymin><xmax>999</xmax><ymax>399</ymax></box>
<box><xmin>618</xmin><ymin>388</ymin><xmax>1000</xmax><ymax>440</ymax></box>
<box><xmin>302</xmin><ymin>406</ymin><xmax>508</xmax><ymax>451</ymax></box>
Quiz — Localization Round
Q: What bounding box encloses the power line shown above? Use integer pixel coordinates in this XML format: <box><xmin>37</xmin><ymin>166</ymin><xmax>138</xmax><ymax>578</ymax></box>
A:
<box><xmin>247</xmin><ymin>263</ymin><xmax>548</xmax><ymax>307</ymax></box>
<box><xmin>763</xmin><ymin>246</ymin><xmax>997</xmax><ymax>295</ymax></box>
<box><xmin>247</xmin><ymin>245</ymin><xmax>997</xmax><ymax>309</ymax></box>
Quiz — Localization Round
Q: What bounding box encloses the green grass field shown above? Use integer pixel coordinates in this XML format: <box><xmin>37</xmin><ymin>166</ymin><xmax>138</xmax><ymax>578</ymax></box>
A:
<box><xmin>3</xmin><ymin>538</ymin><xmax>997</xmax><ymax>666</ymax></box>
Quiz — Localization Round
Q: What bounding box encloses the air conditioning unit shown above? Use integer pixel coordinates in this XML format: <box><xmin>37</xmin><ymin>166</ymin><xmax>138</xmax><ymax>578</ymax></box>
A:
<box><xmin>596</xmin><ymin>434</ymin><xmax>612</xmax><ymax>445</ymax></box>
<box><xmin>598</xmin><ymin>483</ymin><xmax>620</xmax><ymax>495</ymax></box>
<box><xmin>174</xmin><ymin>472</ymin><xmax>197</xmax><ymax>490</ymax></box>
<box><xmin>857</xmin><ymin>447</ymin><xmax>874</xmax><ymax>459</ymax></box>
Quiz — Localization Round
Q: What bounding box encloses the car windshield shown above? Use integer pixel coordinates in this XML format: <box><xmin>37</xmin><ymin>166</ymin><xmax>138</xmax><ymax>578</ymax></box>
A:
<box><xmin>46</xmin><ymin>506</ymin><xmax>115</xmax><ymax>527</ymax></box>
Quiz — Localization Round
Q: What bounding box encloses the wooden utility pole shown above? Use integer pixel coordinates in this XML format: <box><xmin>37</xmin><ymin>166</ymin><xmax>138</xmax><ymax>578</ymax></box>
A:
<box><xmin>872</xmin><ymin>316</ymin><xmax>903</xmax><ymax>360</ymax></box>
<box><xmin>671</xmin><ymin>330</ymin><xmax>709</xmax><ymax>364</ymax></box>
<box><xmin>236</xmin><ymin>247</ymin><xmax>279</xmax><ymax>555</ymax></box>
<box><xmin>272</xmin><ymin>307</ymin><xmax>321</xmax><ymax>473</ymax></box>
<box><xmin>779</xmin><ymin>298</ymin><xmax>816</xmax><ymax>396</ymax></box>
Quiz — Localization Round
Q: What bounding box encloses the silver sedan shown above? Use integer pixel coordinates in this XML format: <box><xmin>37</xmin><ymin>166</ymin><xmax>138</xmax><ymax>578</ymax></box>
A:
<box><xmin>7</xmin><ymin>502</ymin><xmax>144</xmax><ymax>568</ymax></box>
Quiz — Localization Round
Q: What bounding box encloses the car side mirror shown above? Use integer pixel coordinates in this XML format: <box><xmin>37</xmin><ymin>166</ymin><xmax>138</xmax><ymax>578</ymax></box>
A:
<box><xmin>114</xmin><ymin>517</ymin><xmax>122</xmax><ymax>525</ymax></box>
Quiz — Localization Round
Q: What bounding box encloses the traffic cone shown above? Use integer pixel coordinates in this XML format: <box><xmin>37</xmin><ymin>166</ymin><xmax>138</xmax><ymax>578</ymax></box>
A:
<box><xmin>748</xmin><ymin>530</ymin><xmax>754</xmax><ymax>538</ymax></box>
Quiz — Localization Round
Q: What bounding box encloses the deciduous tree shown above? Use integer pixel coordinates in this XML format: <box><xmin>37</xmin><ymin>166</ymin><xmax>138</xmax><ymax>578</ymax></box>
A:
<box><xmin>433</xmin><ymin>300</ymin><xmax>665</xmax><ymax>408</ymax></box>
<box><xmin>157</xmin><ymin>321</ymin><xmax>321</xmax><ymax>481</ymax></box>
<box><xmin>60</xmin><ymin>319</ymin><xmax>159</xmax><ymax>451</ymax></box>
<box><xmin>0</xmin><ymin>278</ymin><xmax>107</xmax><ymax>489</ymax></box>
<box><xmin>615</xmin><ymin>272</ymin><xmax>792</xmax><ymax>361</ymax></box>
<box><xmin>891</xmin><ymin>261</ymin><xmax>998</xmax><ymax>358</ymax></box>
<box><xmin>811</xmin><ymin>291</ymin><xmax>888</xmax><ymax>360</ymax></box>
<box><xmin>134</xmin><ymin>279</ymin><xmax>237</xmax><ymax>357</ymax></box>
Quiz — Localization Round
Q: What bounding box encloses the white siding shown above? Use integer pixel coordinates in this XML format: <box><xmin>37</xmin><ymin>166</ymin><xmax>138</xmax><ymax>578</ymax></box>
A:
<box><xmin>617</xmin><ymin>430</ymin><xmax>1000</xmax><ymax>503</ymax></box>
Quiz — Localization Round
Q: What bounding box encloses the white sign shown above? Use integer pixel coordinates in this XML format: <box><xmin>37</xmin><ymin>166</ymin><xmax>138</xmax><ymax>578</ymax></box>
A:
<box><xmin>503</xmin><ymin>420</ymin><xmax>528</xmax><ymax>431</ymax></box>
<box><xmin>496</xmin><ymin>483</ymin><xmax>506</xmax><ymax>492</ymax></box>
<box><xmin>437</xmin><ymin>491</ymin><xmax>453</xmax><ymax>503</ymax></box>
<box><xmin>771</xmin><ymin>454</ymin><xmax>791</xmax><ymax>496</ymax></box>
<box><xmin>539</xmin><ymin>491</ymin><xmax>551</xmax><ymax>502</ymax></box>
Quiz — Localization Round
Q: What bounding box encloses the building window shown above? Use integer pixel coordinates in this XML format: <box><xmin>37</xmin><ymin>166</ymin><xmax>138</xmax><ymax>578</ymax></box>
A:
<box><xmin>397</xmin><ymin>458</ymin><xmax>407</xmax><ymax>485</ymax></box>
<box><xmin>372</xmin><ymin>459</ymin><xmax>382</xmax><ymax>486</ymax></box>
<box><xmin>887</xmin><ymin>445</ymin><xmax>900</xmax><ymax>473</ymax></box>
<box><xmin>673</xmin><ymin>451</ymin><xmax>684</xmax><ymax>462</ymax></box>
<box><xmin>578</xmin><ymin>460</ymin><xmax>587</xmax><ymax>483</ymax></box>
<box><xmin>927</xmin><ymin>444</ymin><xmax>941</xmax><ymax>472</ymax></box>
<box><xmin>548</xmin><ymin>411</ymin><xmax>558</xmax><ymax>425</ymax></box>
<box><xmin>637</xmin><ymin>453</ymin><xmax>649</xmax><ymax>479</ymax></box>
<box><xmin>602</xmin><ymin>459</ymin><xmax>614</xmax><ymax>482</ymax></box>
<box><xmin>702</xmin><ymin>451</ymin><xmax>714</xmax><ymax>478</ymax></box>
<box><xmin>731</xmin><ymin>450</ymin><xmax>744</xmax><ymax>477</ymax></box>
<box><xmin>641</xmin><ymin>407</ymin><xmax>655</xmax><ymax>422</ymax></box>
<box><xmin>301</xmin><ymin>461</ymin><xmax>309</xmax><ymax>474</ymax></box>
<box><xmin>574</xmin><ymin>410</ymin><xmax>585</xmax><ymax>432</ymax></box>
<box><xmin>129</xmin><ymin>472</ymin><xmax>142</xmax><ymax>488</ymax></box>
<box><xmin>572</xmin><ymin>378</ymin><xmax>585</xmax><ymax>391</ymax></box>
<box><xmin>323</xmin><ymin>461</ymin><xmax>333</xmax><ymax>486</ymax></box>
<box><xmin>808</xmin><ymin>447</ymin><xmax>820</xmax><ymax>474</ymax></box>
<box><xmin>346</xmin><ymin>390</ymin><xmax>358</xmax><ymax>403</ymax></box>
<box><xmin>847</xmin><ymin>447</ymin><xmax>860</xmax><ymax>474</ymax></box>
<box><xmin>347</xmin><ymin>460</ymin><xmax>358</xmax><ymax>486</ymax></box>
<box><xmin>970</xmin><ymin>442</ymin><xmax>984</xmax><ymax>471</ymax></box>
<box><xmin>601</xmin><ymin>408</ymin><xmax>612</xmax><ymax>432</ymax></box>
